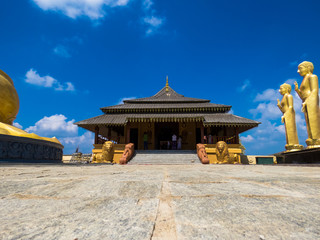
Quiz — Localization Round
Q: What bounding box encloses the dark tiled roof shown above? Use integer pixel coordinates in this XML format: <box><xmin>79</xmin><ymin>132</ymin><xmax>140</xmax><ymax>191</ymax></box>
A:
<box><xmin>203</xmin><ymin>114</ymin><xmax>259</xmax><ymax>125</ymax></box>
<box><xmin>101</xmin><ymin>102</ymin><xmax>231</xmax><ymax>111</ymax></box>
<box><xmin>75</xmin><ymin>114</ymin><xmax>127</xmax><ymax>125</ymax></box>
<box><xmin>124</xmin><ymin>86</ymin><xmax>210</xmax><ymax>103</ymax></box>
<box><xmin>75</xmin><ymin>84</ymin><xmax>259</xmax><ymax>134</ymax></box>
<box><xmin>75</xmin><ymin>113</ymin><xmax>259</xmax><ymax>126</ymax></box>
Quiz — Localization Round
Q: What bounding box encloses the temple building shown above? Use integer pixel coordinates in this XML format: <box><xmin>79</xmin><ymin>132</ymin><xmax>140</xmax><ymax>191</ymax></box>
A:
<box><xmin>75</xmin><ymin>79</ymin><xmax>259</xmax><ymax>152</ymax></box>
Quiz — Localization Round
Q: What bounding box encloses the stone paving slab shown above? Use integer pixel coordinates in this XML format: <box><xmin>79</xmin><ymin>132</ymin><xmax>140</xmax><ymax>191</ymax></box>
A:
<box><xmin>0</xmin><ymin>164</ymin><xmax>319</xmax><ymax>240</ymax></box>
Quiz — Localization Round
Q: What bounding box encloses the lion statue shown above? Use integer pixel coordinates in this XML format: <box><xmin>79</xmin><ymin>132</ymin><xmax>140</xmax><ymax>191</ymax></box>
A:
<box><xmin>196</xmin><ymin>143</ymin><xmax>209</xmax><ymax>164</ymax></box>
<box><xmin>216</xmin><ymin>141</ymin><xmax>230</xmax><ymax>164</ymax></box>
<box><xmin>92</xmin><ymin>141</ymin><xmax>114</xmax><ymax>163</ymax></box>
<box><xmin>119</xmin><ymin>143</ymin><xmax>134</xmax><ymax>165</ymax></box>
<box><xmin>101</xmin><ymin>141</ymin><xmax>114</xmax><ymax>162</ymax></box>
<box><xmin>215</xmin><ymin>141</ymin><xmax>240</xmax><ymax>164</ymax></box>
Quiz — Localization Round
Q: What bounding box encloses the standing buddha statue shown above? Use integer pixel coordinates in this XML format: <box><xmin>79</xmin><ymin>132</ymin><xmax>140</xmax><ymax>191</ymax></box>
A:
<box><xmin>277</xmin><ymin>83</ymin><xmax>303</xmax><ymax>151</ymax></box>
<box><xmin>294</xmin><ymin>61</ymin><xmax>320</xmax><ymax>148</ymax></box>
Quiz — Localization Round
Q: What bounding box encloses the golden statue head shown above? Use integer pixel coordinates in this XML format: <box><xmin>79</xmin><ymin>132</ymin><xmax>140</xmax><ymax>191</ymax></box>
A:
<box><xmin>216</xmin><ymin>141</ymin><xmax>227</xmax><ymax>154</ymax></box>
<box><xmin>279</xmin><ymin>83</ymin><xmax>291</xmax><ymax>95</ymax></box>
<box><xmin>298</xmin><ymin>61</ymin><xmax>314</xmax><ymax>76</ymax></box>
<box><xmin>103</xmin><ymin>141</ymin><xmax>114</xmax><ymax>153</ymax></box>
<box><xmin>216</xmin><ymin>141</ymin><xmax>229</xmax><ymax>163</ymax></box>
<box><xmin>101</xmin><ymin>141</ymin><xmax>114</xmax><ymax>162</ymax></box>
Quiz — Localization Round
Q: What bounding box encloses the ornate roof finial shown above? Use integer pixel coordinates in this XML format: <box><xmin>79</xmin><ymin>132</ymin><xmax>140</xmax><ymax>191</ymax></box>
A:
<box><xmin>166</xmin><ymin>75</ymin><xmax>169</xmax><ymax>92</ymax></box>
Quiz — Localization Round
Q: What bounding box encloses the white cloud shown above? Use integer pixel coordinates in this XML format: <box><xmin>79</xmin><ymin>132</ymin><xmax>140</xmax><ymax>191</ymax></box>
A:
<box><xmin>117</xmin><ymin>96</ymin><xmax>136</xmax><ymax>105</ymax></box>
<box><xmin>143</xmin><ymin>15</ymin><xmax>164</xmax><ymax>35</ymax></box>
<box><xmin>285</xmin><ymin>78</ymin><xmax>297</xmax><ymax>85</ymax></box>
<box><xmin>25</xmin><ymin>114</ymin><xmax>77</xmax><ymax>138</ymax></box>
<box><xmin>143</xmin><ymin>0</ymin><xmax>153</xmax><ymax>10</ymax></box>
<box><xmin>13</xmin><ymin>122</ymin><xmax>23</xmax><ymax>129</ymax></box>
<box><xmin>32</xmin><ymin>0</ymin><xmax>131</xmax><ymax>20</ymax></box>
<box><xmin>144</xmin><ymin>16</ymin><xmax>162</xmax><ymax>27</ymax></box>
<box><xmin>60</xmin><ymin>131</ymin><xmax>94</xmax><ymax>154</ymax></box>
<box><xmin>25</xmin><ymin>69</ymin><xmax>57</xmax><ymax>87</ymax></box>
<box><xmin>249</xmin><ymin>102</ymin><xmax>281</xmax><ymax>120</ymax></box>
<box><xmin>275</xmin><ymin>124</ymin><xmax>285</xmax><ymax>134</ymax></box>
<box><xmin>60</xmin><ymin>131</ymin><xmax>93</xmax><ymax>145</ymax></box>
<box><xmin>33</xmin><ymin>0</ymin><xmax>165</xmax><ymax>36</ymax></box>
<box><xmin>254</xmin><ymin>88</ymin><xmax>280</xmax><ymax>102</ymax></box>
<box><xmin>238</xmin><ymin>79</ymin><xmax>250</xmax><ymax>92</ymax></box>
<box><xmin>65</xmin><ymin>82</ymin><xmax>75</xmax><ymax>91</ymax></box>
<box><xmin>25</xmin><ymin>69</ymin><xmax>75</xmax><ymax>91</ymax></box>
<box><xmin>53</xmin><ymin>45</ymin><xmax>71</xmax><ymax>58</ymax></box>
<box><xmin>141</xmin><ymin>0</ymin><xmax>164</xmax><ymax>36</ymax></box>
<box><xmin>24</xmin><ymin>114</ymin><xmax>94</xmax><ymax>154</ymax></box>
<box><xmin>240</xmin><ymin>135</ymin><xmax>254</xmax><ymax>143</ymax></box>
<box><xmin>53</xmin><ymin>37</ymin><xmax>83</xmax><ymax>59</ymax></box>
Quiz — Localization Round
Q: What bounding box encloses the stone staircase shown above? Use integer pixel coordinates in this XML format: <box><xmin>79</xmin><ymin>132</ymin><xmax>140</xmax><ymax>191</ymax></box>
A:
<box><xmin>128</xmin><ymin>150</ymin><xmax>201</xmax><ymax>165</ymax></box>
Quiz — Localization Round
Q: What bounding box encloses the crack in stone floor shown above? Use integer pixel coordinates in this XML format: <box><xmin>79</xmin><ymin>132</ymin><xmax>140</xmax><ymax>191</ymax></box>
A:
<box><xmin>151</xmin><ymin>168</ymin><xmax>177</xmax><ymax>240</ymax></box>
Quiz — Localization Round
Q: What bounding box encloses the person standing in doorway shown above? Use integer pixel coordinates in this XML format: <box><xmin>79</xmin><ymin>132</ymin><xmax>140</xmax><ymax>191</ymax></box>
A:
<box><xmin>208</xmin><ymin>134</ymin><xmax>213</xmax><ymax>144</ymax></box>
<box><xmin>177</xmin><ymin>136</ymin><xmax>182</xmax><ymax>150</ymax></box>
<box><xmin>172</xmin><ymin>133</ymin><xmax>177</xmax><ymax>150</ymax></box>
<box><xmin>143</xmin><ymin>132</ymin><xmax>148</xmax><ymax>150</ymax></box>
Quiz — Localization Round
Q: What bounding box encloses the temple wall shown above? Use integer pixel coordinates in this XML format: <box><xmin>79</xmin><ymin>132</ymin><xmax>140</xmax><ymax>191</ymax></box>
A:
<box><xmin>138</xmin><ymin>122</ymin><xmax>154</xmax><ymax>150</ymax></box>
<box><xmin>180</xmin><ymin>122</ymin><xmax>196</xmax><ymax>150</ymax></box>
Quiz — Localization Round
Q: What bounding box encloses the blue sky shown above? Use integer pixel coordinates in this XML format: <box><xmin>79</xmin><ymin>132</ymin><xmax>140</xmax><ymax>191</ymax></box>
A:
<box><xmin>1</xmin><ymin>0</ymin><xmax>320</xmax><ymax>154</ymax></box>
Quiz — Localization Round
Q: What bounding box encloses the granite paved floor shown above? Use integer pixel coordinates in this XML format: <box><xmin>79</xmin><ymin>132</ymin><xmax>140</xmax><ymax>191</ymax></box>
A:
<box><xmin>0</xmin><ymin>164</ymin><xmax>319</xmax><ymax>240</ymax></box>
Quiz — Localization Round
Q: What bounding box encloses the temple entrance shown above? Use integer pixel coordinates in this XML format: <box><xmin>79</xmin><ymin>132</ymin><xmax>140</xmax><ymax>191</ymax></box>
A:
<box><xmin>155</xmin><ymin>122</ymin><xmax>179</xmax><ymax>150</ymax></box>
<box><xmin>130</xmin><ymin>128</ymin><xmax>138</xmax><ymax>150</ymax></box>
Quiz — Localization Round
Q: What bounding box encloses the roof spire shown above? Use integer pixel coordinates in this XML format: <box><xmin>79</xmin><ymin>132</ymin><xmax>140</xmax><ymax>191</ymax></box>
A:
<box><xmin>165</xmin><ymin>75</ymin><xmax>169</xmax><ymax>92</ymax></box>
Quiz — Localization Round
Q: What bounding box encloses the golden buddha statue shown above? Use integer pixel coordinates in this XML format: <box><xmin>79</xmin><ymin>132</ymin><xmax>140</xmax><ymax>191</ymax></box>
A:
<box><xmin>294</xmin><ymin>61</ymin><xmax>320</xmax><ymax>148</ymax></box>
<box><xmin>0</xmin><ymin>70</ymin><xmax>19</xmax><ymax>125</ymax></box>
<box><xmin>0</xmin><ymin>69</ymin><xmax>61</xmax><ymax>144</ymax></box>
<box><xmin>277</xmin><ymin>83</ymin><xmax>303</xmax><ymax>151</ymax></box>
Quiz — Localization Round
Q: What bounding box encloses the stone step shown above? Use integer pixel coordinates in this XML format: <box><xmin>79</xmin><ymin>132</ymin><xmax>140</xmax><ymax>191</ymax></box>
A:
<box><xmin>128</xmin><ymin>150</ymin><xmax>201</xmax><ymax>165</ymax></box>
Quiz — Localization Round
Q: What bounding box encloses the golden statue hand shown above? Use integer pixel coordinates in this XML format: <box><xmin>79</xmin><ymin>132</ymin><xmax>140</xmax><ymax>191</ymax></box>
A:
<box><xmin>277</xmin><ymin>99</ymin><xmax>280</xmax><ymax>106</ymax></box>
<box><xmin>281</xmin><ymin>116</ymin><xmax>284</xmax><ymax>123</ymax></box>
<box><xmin>294</xmin><ymin>81</ymin><xmax>299</xmax><ymax>91</ymax></box>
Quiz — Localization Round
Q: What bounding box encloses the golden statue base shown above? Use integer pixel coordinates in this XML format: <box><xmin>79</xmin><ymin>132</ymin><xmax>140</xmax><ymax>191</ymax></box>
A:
<box><xmin>0</xmin><ymin>122</ymin><xmax>61</xmax><ymax>144</ymax></box>
<box><xmin>285</xmin><ymin>144</ymin><xmax>304</xmax><ymax>152</ymax></box>
<box><xmin>306</xmin><ymin>138</ymin><xmax>320</xmax><ymax>149</ymax></box>
<box><xmin>0</xmin><ymin>123</ymin><xmax>63</xmax><ymax>162</ymax></box>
